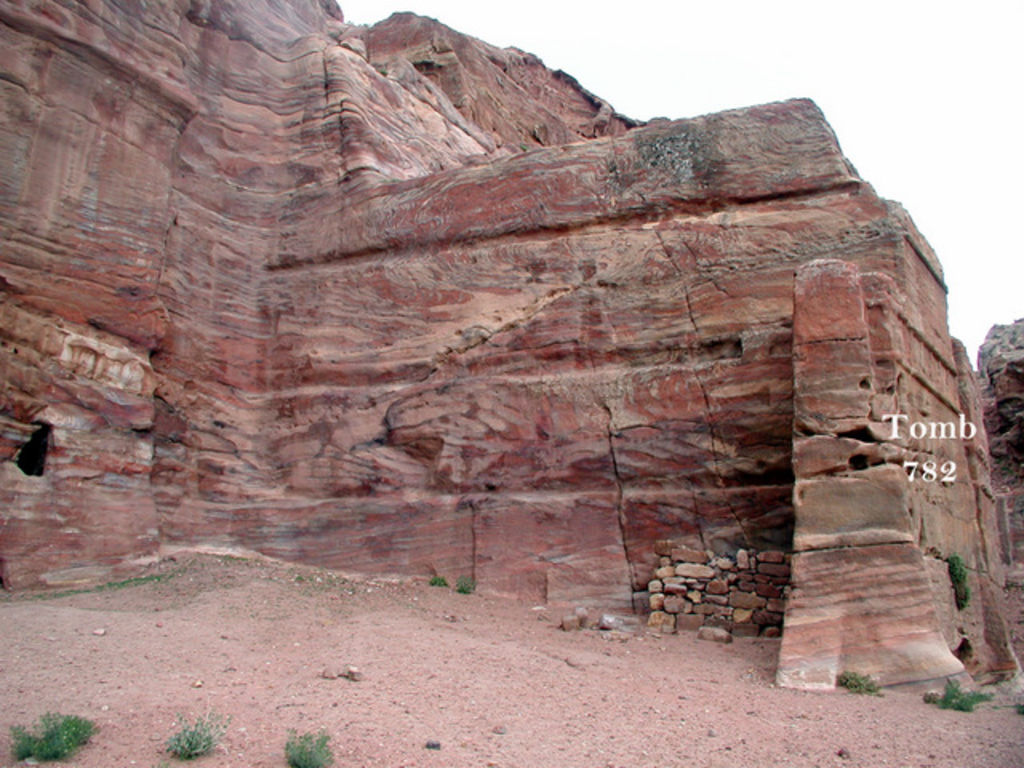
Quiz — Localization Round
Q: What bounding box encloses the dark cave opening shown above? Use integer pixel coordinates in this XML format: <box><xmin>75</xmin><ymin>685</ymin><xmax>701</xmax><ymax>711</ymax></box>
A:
<box><xmin>15</xmin><ymin>422</ymin><xmax>51</xmax><ymax>477</ymax></box>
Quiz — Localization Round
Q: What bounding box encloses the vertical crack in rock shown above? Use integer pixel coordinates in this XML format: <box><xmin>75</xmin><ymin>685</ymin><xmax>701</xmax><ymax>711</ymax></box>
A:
<box><xmin>155</xmin><ymin>99</ymin><xmax>196</xmax><ymax>331</ymax></box>
<box><xmin>320</xmin><ymin>44</ymin><xmax>345</xmax><ymax>183</ymax></box>
<box><xmin>653</xmin><ymin>230</ymin><xmax>685</xmax><ymax>279</ymax></box>
<box><xmin>319</xmin><ymin>42</ymin><xmax>351</xmax><ymax>262</ymax></box>
<box><xmin>155</xmin><ymin>206</ymin><xmax>178</xmax><ymax>311</ymax></box>
<box><xmin>601</xmin><ymin>402</ymin><xmax>629</xmax><ymax>584</ymax></box>
<box><xmin>723</xmin><ymin>496</ymin><xmax>755</xmax><ymax>550</ymax></box>
<box><xmin>694</xmin><ymin>488</ymin><xmax>711</xmax><ymax>553</ymax></box>
<box><xmin>460</xmin><ymin>496</ymin><xmax>479</xmax><ymax>585</ymax></box>
<box><xmin>666</xmin><ymin>234</ymin><xmax>750</xmax><ymax>547</ymax></box>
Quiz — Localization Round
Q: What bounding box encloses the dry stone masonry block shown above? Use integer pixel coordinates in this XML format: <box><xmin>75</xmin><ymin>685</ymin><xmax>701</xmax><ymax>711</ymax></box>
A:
<box><xmin>645</xmin><ymin>548</ymin><xmax>788</xmax><ymax>639</ymax></box>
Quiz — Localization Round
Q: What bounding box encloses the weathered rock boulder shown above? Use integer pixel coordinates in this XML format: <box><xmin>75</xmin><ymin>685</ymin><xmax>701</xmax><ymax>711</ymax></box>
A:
<box><xmin>0</xmin><ymin>0</ymin><xmax>1016</xmax><ymax>689</ymax></box>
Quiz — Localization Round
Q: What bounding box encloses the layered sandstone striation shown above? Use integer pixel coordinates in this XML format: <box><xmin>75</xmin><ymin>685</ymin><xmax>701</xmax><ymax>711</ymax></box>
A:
<box><xmin>0</xmin><ymin>0</ymin><xmax>1016</xmax><ymax>688</ymax></box>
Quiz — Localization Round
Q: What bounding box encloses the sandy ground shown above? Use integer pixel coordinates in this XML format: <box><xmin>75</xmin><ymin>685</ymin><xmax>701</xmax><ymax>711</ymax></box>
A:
<box><xmin>1</xmin><ymin>554</ymin><xmax>1022</xmax><ymax>768</ymax></box>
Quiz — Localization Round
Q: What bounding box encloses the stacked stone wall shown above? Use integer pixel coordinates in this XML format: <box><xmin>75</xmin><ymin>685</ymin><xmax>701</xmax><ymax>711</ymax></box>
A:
<box><xmin>644</xmin><ymin>544</ymin><xmax>790</xmax><ymax>638</ymax></box>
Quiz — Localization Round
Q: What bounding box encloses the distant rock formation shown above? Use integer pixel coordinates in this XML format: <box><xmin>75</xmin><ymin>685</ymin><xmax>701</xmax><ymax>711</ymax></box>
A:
<box><xmin>980</xmin><ymin>319</ymin><xmax>1024</xmax><ymax>581</ymax></box>
<box><xmin>0</xmin><ymin>0</ymin><xmax>1016</xmax><ymax>689</ymax></box>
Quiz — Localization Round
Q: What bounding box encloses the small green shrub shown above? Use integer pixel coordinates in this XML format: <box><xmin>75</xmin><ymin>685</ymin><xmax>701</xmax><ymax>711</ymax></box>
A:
<box><xmin>428</xmin><ymin>575</ymin><xmax>449</xmax><ymax>587</ymax></box>
<box><xmin>10</xmin><ymin>712</ymin><xmax>95</xmax><ymax>761</ymax></box>
<box><xmin>285</xmin><ymin>729</ymin><xmax>334</xmax><ymax>768</ymax></box>
<box><xmin>931</xmin><ymin>680</ymin><xmax>992</xmax><ymax>712</ymax></box>
<box><xmin>946</xmin><ymin>553</ymin><xmax>971</xmax><ymax>610</ymax></box>
<box><xmin>837</xmin><ymin>671</ymin><xmax>881</xmax><ymax>695</ymax></box>
<box><xmin>1016</xmin><ymin>703</ymin><xmax>1024</xmax><ymax>716</ymax></box>
<box><xmin>166</xmin><ymin>712</ymin><xmax>230</xmax><ymax>759</ymax></box>
<box><xmin>455</xmin><ymin>576</ymin><xmax>476</xmax><ymax>594</ymax></box>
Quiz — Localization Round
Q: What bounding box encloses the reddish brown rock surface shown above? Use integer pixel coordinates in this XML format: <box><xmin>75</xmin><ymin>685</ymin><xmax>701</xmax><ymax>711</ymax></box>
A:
<box><xmin>0</xmin><ymin>0</ymin><xmax>1017</xmax><ymax>689</ymax></box>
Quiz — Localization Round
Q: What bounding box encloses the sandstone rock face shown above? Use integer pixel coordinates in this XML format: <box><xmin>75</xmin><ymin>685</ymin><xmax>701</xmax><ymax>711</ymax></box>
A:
<box><xmin>980</xmin><ymin>319</ymin><xmax>1024</xmax><ymax>579</ymax></box>
<box><xmin>778</xmin><ymin>259</ymin><xmax>1017</xmax><ymax>687</ymax></box>
<box><xmin>0</xmin><ymin>0</ymin><xmax>1016</xmax><ymax>688</ymax></box>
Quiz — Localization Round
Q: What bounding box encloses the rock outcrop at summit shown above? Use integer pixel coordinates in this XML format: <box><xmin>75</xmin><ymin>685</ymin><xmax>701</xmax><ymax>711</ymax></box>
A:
<box><xmin>361</xmin><ymin>12</ymin><xmax>637</xmax><ymax>153</ymax></box>
<box><xmin>0</xmin><ymin>0</ymin><xmax>1017</xmax><ymax>689</ymax></box>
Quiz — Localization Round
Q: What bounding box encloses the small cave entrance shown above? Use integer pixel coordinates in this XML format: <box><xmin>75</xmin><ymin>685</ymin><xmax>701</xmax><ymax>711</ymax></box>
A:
<box><xmin>954</xmin><ymin>637</ymin><xmax>975</xmax><ymax>668</ymax></box>
<box><xmin>15</xmin><ymin>422</ymin><xmax>51</xmax><ymax>477</ymax></box>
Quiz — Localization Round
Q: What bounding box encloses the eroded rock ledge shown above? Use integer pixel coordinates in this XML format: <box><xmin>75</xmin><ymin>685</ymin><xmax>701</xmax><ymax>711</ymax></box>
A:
<box><xmin>0</xmin><ymin>0</ymin><xmax>1017</xmax><ymax>689</ymax></box>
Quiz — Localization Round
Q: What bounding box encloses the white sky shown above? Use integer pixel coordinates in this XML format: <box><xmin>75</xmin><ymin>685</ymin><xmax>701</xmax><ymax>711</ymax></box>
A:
<box><xmin>340</xmin><ymin>1</ymin><xmax>1023</xmax><ymax>365</ymax></box>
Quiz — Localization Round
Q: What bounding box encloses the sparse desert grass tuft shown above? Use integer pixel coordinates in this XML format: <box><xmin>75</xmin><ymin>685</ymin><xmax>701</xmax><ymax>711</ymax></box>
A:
<box><xmin>10</xmin><ymin>712</ymin><xmax>95</xmax><ymax>761</ymax></box>
<box><xmin>429</xmin><ymin>575</ymin><xmax>449</xmax><ymax>587</ymax></box>
<box><xmin>455</xmin><ymin>576</ymin><xmax>476</xmax><ymax>594</ymax></box>
<box><xmin>166</xmin><ymin>712</ymin><xmax>230</xmax><ymax>759</ymax></box>
<box><xmin>14</xmin><ymin>571</ymin><xmax>178</xmax><ymax>603</ymax></box>
<box><xmin>285</xmin><ymin>729</ymin><xmax>334</xmax><ymax>768</ymax></box>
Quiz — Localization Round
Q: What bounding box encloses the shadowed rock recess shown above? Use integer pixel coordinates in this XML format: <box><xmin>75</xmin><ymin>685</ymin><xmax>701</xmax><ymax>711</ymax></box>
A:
<box><xmin>0</xmin><ymin>0</ymin><xmax>1017</xmax><ymax>689</ymax></box>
